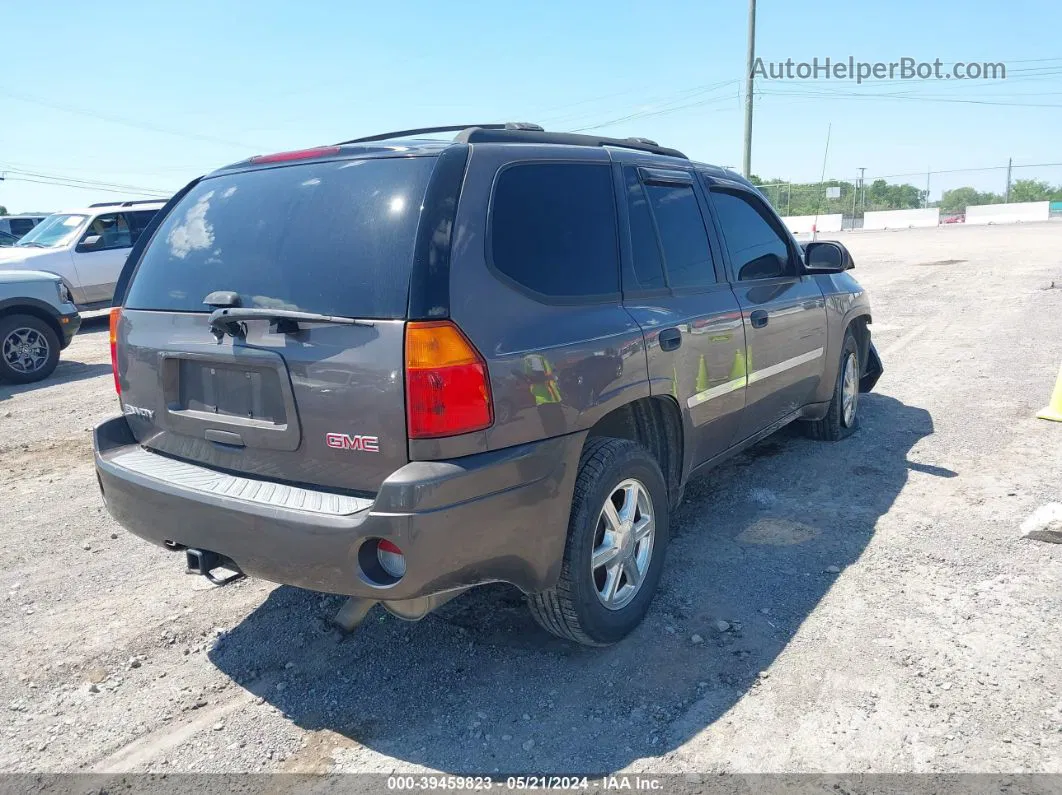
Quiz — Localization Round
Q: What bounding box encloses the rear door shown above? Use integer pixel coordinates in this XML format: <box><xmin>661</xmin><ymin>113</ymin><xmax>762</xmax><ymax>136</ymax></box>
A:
<box><xmin>702</xmin><ymin>180</ymin><xmax>827</xmax><ymax>440</ymax></box>
<box><xmin>617</xmin><ymin>163</ymin><xmax>747</xmax><ymax>467</ymax></box>
<box><xmin>119</xmin><ymin>154</ymin><xmax>440</xmax><ymax>494</ymax></box>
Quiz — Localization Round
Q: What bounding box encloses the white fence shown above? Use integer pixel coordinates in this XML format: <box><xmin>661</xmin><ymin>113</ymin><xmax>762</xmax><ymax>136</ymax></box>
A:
<box><xmin>863</xmin><ymin>208</ymin><xmax>940</xmax><ymax>230</ymax></box>
<box><xmin>964</xmin><ymin>201</ymin><xmax>1050</xmax><ymax>225</ymax></box>
<box><xmin>780</xmin><ymin>214</ymin><xmax>844</xmax><ymax>235</ymax></box>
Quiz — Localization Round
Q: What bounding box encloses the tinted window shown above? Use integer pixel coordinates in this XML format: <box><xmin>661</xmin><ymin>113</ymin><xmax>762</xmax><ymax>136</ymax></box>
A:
<box><xmin>126</xmin><ymin>210</ymin><xmax>158</xmax><ymax>243</ymax></box>
<box><xmin>491</xmin><ymin>163</ymin><xmax>619</xmax><ymax>298</ymax></box>
<box><xmin>126</xmin><ymin>156</ymin><xmax>435</xmax><ymax>318</ymax></box>
<box><xmin>623</xmin><ymin>168</ymin><xmax>665</xmax><ymax>290</ymax></box>
<box><xmin>710</xmin><ymin>190</ymin><xmax>792</xmax><ymax>281</ymax></box>
<box><xmin>82</xmin><ymin>213</ymin><xmax>131</xmax><ymax>250</ymax></box>
<box><xmin>643</xmin><ymin>182</ymin><xmax>715</xmax><ymax>289</ymax></box>
<box><xmin>8</xmin><ymin>218</ymin><xmax>36</xmax><ymax>237</ymax></box>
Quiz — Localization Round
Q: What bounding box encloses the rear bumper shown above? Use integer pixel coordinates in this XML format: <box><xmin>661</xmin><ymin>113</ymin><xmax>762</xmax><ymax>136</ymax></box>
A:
<box><xmin>93</xmin><ymin>416</ymin><xmax>583</xmax><ymax>599</ymax></box>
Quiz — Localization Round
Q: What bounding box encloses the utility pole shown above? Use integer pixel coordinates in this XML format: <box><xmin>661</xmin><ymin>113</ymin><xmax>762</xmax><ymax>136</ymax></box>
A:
<box><xmin>1005</xmin><ymin>157</ymin><xmax>1013</xmax><ymax>203</ymax></box>
<box><xmin>741</xmin><ymin>0</ymin><xmax>756</xmax><ymax>177</ymax></box>
<box><xmin>925</xmin><ymin>168</ymin><xmax>931</xmax><ymax>209</ymax></box>
<box><xmin>858</xmin><ymin>167</ymin><xmax>866</xmax><ymax>214</ymax></box>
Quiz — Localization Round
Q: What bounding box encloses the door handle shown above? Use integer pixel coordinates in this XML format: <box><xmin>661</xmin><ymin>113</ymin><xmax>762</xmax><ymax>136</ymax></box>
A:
<box><xmin>749</xmin><ymin>310</ymin><xmax>769</xmax><ymax>329</ymax></box>
<box><xmin>658</xmin><ymin>327</ymin><xmax>682</xmax><ymax>352</ymax></box>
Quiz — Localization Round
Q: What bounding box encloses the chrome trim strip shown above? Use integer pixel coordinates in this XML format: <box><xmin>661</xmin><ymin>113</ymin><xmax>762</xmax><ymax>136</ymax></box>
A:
<box><xmin>684</xmin><ymin>347</ymin><xmax>824</xmax><ymax>408</ymax></box>
<box><xmin>747</xmin><ymin>347</ymin><xmax>825</xmax><ymax>385</ymax></box>
<box><xmin>686</xmin><ymin>376</ymin><xmax>745</xmax><ymax>409</ymax></box>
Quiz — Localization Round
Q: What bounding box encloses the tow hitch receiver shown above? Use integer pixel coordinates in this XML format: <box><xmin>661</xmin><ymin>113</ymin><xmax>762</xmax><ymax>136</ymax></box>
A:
<box><xmin>185</xmin><ymin>548</ymin><xmax>246</xmax><ymax>587</ymax></box>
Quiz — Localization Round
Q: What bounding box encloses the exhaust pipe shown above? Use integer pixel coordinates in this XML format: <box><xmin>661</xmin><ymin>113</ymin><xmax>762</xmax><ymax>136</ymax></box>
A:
<box><xmin>185</xmin><ymin>548</ymin><xmax>245</xmax><ymax>586</ymax></box>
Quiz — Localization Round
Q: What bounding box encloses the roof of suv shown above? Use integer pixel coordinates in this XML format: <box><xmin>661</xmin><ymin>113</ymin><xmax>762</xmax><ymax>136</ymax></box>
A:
<box><xmin>209</xmin><ymin>123</ymin><xmax>755</xmax><ymax>189</ymax></box>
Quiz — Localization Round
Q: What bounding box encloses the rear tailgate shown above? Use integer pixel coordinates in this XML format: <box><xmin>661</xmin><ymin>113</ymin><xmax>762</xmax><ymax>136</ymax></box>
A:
<box><xmin>119</xmin><ymin>153</ymin><xmax>439</xmax><ymax>494</ymax></box>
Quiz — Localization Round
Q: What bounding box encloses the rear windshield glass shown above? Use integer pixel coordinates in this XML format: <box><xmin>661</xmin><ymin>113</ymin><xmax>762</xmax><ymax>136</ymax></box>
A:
<box><xmin>125</xmin><ymin>156</ymin><xmax>435</xmax><ymax>318</ymax></box>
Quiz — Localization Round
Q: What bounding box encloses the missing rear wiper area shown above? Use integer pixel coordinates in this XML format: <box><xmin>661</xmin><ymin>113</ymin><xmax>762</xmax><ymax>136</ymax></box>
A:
<box><xmin>207</xmin><ymin>307</ymin><xmax>375</xmax><ymax>341</ymax></box>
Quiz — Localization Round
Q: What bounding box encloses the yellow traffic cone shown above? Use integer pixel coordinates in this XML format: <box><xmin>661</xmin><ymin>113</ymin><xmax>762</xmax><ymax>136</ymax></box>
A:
<box><xmin>1037</xmin><ymin>365</ymin><xmax>1062</xmax><ymax>422</ymax></box>
<box><xmin>729</xmin><ymin>349</ymin><xmax>748</xmax><ymax>381</ymax></box>
<box><xmin>696</xmin><ymin>356</ymin><xmax>709</xmax><ymax>392</ymax></box>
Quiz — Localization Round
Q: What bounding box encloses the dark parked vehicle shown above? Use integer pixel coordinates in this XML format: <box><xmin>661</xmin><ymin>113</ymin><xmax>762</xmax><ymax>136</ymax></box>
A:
<box><xmin>0</xmin><ymin>270</ymin><xmax>81</xmax><ymax>383</ymax></box>
<box><xmin>94</xmin><ymin>124</ymin><xmax>882</xmax><ymax>646</ymax></box>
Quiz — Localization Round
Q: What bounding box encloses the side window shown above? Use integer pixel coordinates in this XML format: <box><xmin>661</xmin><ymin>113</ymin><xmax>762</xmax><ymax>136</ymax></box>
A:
<box><xmin>710</xmin><ymin>189</ymin><xmax>793</xmax><ymax>281</ymax></box>
<box><xmin>622</xmin><ymin>168</ymin><xmax>666</xmax><ymax>290</ymax></box>
<box><xmin>490</xmin><ymin>162</ymin><xmax>619</xmax><ymax>299</ymax></box>
<box><xmin>126</xmin><ymin>210</ymin><xmax>158</xmax><ymax>243</ymax></box>
<box><xmin>642</xmin><ymin>178</ymin><xmax>716</xmax><ymax>290</ymax></box>
<box><xmin>9</xmin><ymin>219</ymin><xmax>36</xmax><ymax>237</ymax></box>
<box><xmin>81</xmin><ymin>213</ymin><xmax>132</xmax><ymax>250</ymax></box>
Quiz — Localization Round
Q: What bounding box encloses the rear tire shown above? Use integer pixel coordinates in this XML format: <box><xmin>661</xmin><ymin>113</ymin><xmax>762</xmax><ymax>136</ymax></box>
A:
<box><xmin>804</xmin><ymin>328</ymin><xmax>860</xmax><ymax>441</ymax></box>
<box><xmin>529</xmin><ymin>437</ymin><xmax>669</xmax><ymax>646</ymax></box>
<box><xmin>0</xmin><ymin>314</ymin><xmax>60</xmax><ymax>385</ymax></box>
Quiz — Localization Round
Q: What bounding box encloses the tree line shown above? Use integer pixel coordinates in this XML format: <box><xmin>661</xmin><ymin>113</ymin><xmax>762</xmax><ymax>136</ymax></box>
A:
<box><xmin>748</xmin><ymin>175</ymin><xmax>1062</xmax><ymax>216</ymax></box>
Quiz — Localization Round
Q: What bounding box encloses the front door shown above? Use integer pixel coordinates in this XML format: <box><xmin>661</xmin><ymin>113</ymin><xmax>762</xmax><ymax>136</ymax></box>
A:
<box><xmin>704</xmin><ymin>183</ymin><xmax>827</xmax><ymax>441</ymax></box>
<box><xmin>616</xmin><ymin>164</ymin><xmax>747</xmax><ymax>467</ymax></box>
<box><xmin>73</xmin><ymin>211</ymin><xmax>134</xmax><ymax>305</ymax></box>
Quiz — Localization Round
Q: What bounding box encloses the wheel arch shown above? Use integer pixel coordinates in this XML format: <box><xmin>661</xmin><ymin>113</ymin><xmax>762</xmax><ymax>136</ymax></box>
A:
<box><xmin>584</xmin><ymin>395</ymin><xmax>685</xmax><ymax>510</ymax></box>
<box><xmin>0</xmin><ymin>302</ymin><xmax>64</xmax><ymax>350</ymax></box>
<box><xmin>812</xmin><ymin>309</ymin><xmax>871</xmax><ymax>406</ymax></box>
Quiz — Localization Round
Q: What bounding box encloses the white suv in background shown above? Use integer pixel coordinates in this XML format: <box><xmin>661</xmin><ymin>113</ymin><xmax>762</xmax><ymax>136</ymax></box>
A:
<box><xmin>0</xmin><ymin>200</ymin><xmax>165</xmax><ymax>309</ymax></box>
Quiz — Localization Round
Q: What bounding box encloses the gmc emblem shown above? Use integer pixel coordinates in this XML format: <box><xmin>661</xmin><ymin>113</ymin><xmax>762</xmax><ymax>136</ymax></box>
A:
<box><xmin>325</xmin><ymin>432</ymin><xmax>380</xmax><ymax>453</ymax></box>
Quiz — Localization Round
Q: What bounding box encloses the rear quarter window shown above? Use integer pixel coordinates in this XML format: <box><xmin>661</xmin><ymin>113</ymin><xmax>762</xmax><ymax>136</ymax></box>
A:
<box><xmin>125</xmin><ymin>156</ymin><xmax>435</xmax><ymax>318</ymax></box>
<box><xmin>489</xmin><ymin>162</ymin><xmax>619</xmax><ymax>300</ymax></box>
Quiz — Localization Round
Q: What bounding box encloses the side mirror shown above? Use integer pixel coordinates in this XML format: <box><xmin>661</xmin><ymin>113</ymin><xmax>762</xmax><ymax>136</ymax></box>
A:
<box><xmin>803</xmin><ymin>241</ymin><xmax>853</xmax><ymax>273</ymax></box>
<box><xmin>77</xmin><ymin>234</ymin><xmax>103</xmax><ymax>252</ymax></box>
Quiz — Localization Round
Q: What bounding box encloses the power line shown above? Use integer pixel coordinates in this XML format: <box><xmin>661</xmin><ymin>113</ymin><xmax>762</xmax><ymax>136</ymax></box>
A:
<box><xmin>572</xmin><ymin>82</ymin><xmax>739</xmax><ymax>131</ymax></box>
<box><xmin>866</xmin><ymin>162</ymin><xmax>1062</xmax><ymax>181</ymax></box>
<box><xmin>0</xmin><ymin>88</ymin><xmax>260</xmax><ymax>150</ymax></box>
<box><xmin>1</xmin><ymin>175</ymin><xmax>170</xmax><ymax>196</ymax></box>
<box><xmin>758</xmin><ymin>88</ymin><xmax>1062</xmax><ymax>108</ymax></box>
<box><xmin>0</xmin><ymin>166</ymin><xmax>172</xmax><ymax>194</ymax></box>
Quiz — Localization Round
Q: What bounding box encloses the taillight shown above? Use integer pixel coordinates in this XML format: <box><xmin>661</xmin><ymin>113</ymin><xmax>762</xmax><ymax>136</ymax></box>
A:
<box><xmin>109</xmin><ymin>307</ymin><xmax>121</xmax><ymax>396</ymax></box>
<box><xmin>405</xmin><ymin>321</ymin><xmax>492</xmax><ymax>439</ymax></box>
<box><xmin>249</xmin><ymin>146</ymin><xmax>340</xmax><ymax>164</ymax></box>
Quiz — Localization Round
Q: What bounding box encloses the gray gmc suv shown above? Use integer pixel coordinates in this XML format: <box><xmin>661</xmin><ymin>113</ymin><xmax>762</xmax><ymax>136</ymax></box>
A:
<box><xmin>93</xmin><ymin>123</ymin><xmax>882</xmax><ymax>646</ymax></box>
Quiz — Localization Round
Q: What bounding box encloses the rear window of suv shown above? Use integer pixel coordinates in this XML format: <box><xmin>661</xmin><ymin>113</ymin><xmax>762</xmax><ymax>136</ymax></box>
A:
<box><xmin>125</xmin><ymin>156</ymin><xmax>435</xmax><ymax>318</ymax></box>
<box><xmin>489</xmin><ymin>162</ymin><xmax>619</xmax><ymax>299</ymax></box>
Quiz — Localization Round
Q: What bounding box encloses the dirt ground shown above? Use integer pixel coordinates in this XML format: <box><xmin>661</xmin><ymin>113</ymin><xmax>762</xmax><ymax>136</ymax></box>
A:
<box><xmin>1</xmin><ymin>222</ymin><xmax>1061</xmax><ymax>776</ymax></box>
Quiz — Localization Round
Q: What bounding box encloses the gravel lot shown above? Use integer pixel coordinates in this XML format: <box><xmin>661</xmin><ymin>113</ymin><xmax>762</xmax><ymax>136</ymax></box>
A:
<box><xmin>2</xmin><ymin>222</ymin><xmax>1061</xmax><ymax>776</ymax></box>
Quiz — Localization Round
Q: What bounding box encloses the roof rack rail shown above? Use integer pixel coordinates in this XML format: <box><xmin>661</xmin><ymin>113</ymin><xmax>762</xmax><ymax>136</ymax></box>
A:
<box><xmin>334</xmin><ymin>123</ymin><xmax>686</xmax><ymax>159</ymax></box>
<box><xmin>88</xmin><ymin>199</ymin><xmax>165</xmax><ymax>208</ymax></box>
<box><xmin>455</xmin><ymin>127</ymin><xmax>688</xmax><ymax>159</ymax></box>
<box><xmin>336</xmin><ymin>122</ymin><xmax>543</xmax><ymax>146</ymax></box>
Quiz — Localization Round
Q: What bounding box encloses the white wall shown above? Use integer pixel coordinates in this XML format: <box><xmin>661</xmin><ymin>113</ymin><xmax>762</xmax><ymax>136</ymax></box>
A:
<box><xmin>781</xmin><ymin>214</ymin><xmax>844</xmax><ymax>235</ymax></box>
<box><xmin>965</xmin><ymin>201</ymin><xmax>1050</xmax><ymax>225</ymax></box>
<box><xmin>864</xmin><ymin>208</ymin><xmax>940</xmax><ymax>230</ymax></box>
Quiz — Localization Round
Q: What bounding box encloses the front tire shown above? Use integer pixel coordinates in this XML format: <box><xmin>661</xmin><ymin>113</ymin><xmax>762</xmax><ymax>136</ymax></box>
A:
<box><xmin>805</xmin><ymin>328</ymin><xmax>860</xmax><ymax>441</ymax></box>
<box><xmin>529</xmin><ymin>438</ymin><xmax>669</xmax><ymax>646</ymax></box>
<box><xmin>0</xmin><ymin>314</ymin><xmax>60</xmax><ymax>384</ymax></box>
